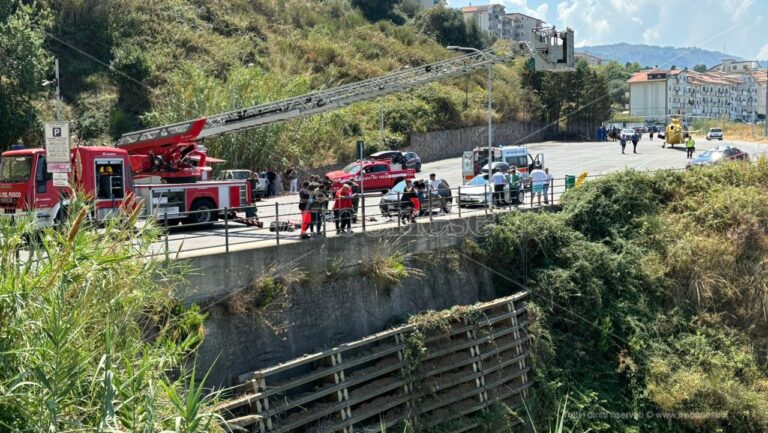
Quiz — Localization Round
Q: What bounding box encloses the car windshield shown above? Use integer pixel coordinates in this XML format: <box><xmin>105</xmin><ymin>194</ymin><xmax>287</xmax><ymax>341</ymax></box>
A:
<box><xmin>0</xmin><ymin>156</ymin><xmax>33</xmax><ymax>182</ymax></box>
<box><xmin>230</xmin><ymin>171</ymin><xmax>250</xmax><ymax>180</ymax></box>
<box><xmin>699</xmin><ymin>150</ymin><xmax>724</xmax><ymax>161</ymax></box>
<box><xmin>391</xmin><ymin>180</ymin><xmax>408</xmax><ymax>192</ymax></box>
<box><xmin>341</xmin><ymin>163</ymin><xmax>362</xmax><ymax>174</ymax></box>
<box><xmin>505</xmin><ymin>156</ymin><xmax>528</xmax><ymax>167</ymax></box>
<box><xmin>710</xmin><ymin>129</ymin><xmax>722</xmax><ymax>133</ymax></box>
<box><xmin>467</xmin><ymin>175</ymin><xmax>489</xmax><ymax>186</ymax></box>
<box><xmin>622</xmin><ymin>129</ymin><xmax>634</xmax><ymax>134</ymax></box>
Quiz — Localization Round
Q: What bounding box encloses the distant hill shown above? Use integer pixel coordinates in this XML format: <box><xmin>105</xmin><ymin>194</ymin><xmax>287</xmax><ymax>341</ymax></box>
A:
<box><xmin>576</xmin><ymin>43</ymin><xmax>748</xmax><ymax>70</ymax></box>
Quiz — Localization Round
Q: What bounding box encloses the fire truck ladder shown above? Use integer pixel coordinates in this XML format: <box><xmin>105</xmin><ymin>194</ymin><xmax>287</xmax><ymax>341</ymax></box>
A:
<box><xmin>118</xmin><ymin>27</ymin><xmax>573</xmax><ymax>148</ymax></box>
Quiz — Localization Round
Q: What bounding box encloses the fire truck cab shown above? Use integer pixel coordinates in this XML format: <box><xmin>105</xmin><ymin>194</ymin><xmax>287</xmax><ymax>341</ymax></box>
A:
<box><xmin>0</xmin><ymin>146</ymin><xmax>134</xmax><ymax>226</ymax></box>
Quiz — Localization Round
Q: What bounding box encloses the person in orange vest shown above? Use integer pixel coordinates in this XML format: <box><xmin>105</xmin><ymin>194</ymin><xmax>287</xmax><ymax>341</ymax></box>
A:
<box><xmin>334</xmin><ymin>184</ymin><xmax>354</xmax><ymax>234</ymax></box>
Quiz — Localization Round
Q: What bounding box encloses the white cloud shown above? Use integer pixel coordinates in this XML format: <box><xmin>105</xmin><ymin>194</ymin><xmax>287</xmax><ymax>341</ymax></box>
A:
<box><xmin>501</xmin><ymin>0</ymin><xmax>550</xmax><ymax>21</ymax></box>
<box><xmin>758</xmin><ymin>43</ymin><xmax>768</xmax><ymax>60</ymax></box>
<box><xmin>631</xmin><ymin>16</ymin><xmax>643</xmax><ymax>25</ymax></box>
<box><xmin>643</xmin><ymin>27</ymin><xmax>660</xmax><ymax>44</ymax></box>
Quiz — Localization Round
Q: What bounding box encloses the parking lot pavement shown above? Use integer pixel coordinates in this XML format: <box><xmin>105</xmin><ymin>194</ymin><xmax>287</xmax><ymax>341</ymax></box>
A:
<box><xmin>154</xmin><ymin>137</ymin><xmax>768</xmax><ymax>256</ymax></box>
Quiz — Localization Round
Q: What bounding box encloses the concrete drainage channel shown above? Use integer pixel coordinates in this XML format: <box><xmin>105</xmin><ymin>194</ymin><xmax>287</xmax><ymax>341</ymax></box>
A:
<box><xmin>216</xmin><ymin>293</ymin><xmax>531</xmax><ymax>433</ymax></box>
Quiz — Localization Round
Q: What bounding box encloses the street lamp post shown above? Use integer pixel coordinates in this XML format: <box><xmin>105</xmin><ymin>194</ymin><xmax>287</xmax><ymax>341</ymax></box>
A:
<box><xmin>447</xmin><ymin>46</ymin><xmax>494</xmax><ymax>179</ymax></box>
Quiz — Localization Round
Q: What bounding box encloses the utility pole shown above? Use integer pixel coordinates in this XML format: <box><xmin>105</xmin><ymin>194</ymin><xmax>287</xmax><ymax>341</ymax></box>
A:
<box><xmin>380</xmin><ymin>99</ymin><xmax>385</xmax><ymax>148</ymax></box>
<box><xmin>448</xmin><ymin>46</ymin><xmax>494</xmax><ymax>173</ymax></box>
<box><xmin>54</xmin><ymin>58</ymin><xmax>62</xmax><ymax>122</ymax></box>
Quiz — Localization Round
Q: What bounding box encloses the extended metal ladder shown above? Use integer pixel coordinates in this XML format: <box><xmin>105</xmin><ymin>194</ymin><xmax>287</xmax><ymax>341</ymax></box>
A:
<box><xmin>118</xmin><ymin>27</ymin><xmax>573</xmax><ymax>148</ymax></box>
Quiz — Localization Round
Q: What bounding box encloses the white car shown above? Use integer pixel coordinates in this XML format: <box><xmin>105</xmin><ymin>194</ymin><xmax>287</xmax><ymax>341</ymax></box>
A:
<box><xmin>706</xmin><ymin>128</ymin><xmax>724</xmax><ymax>140</ymax></box>
<box><xmin>459</xmin><ymin>174</ymin><xmax>515</xmax><ymax>207</ymax></box>
<box><xmin>620</xmin><ymin>128</ymin><xmax>637</xmax><ymax>140</ymax></box>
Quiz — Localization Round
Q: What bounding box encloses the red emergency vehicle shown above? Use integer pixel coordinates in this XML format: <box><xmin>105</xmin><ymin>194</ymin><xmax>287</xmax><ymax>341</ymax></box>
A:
<box><xmin>326</xmin><ymin>161</ymin><xmax>416</xmax><ymax>192</ymax></box>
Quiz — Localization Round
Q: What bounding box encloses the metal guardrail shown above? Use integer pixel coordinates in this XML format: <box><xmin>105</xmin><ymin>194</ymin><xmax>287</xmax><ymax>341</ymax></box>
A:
<box><xmin>145</xmin><ymin>175</ymin><xmax>583</xmax><ymax>258</ymax></box>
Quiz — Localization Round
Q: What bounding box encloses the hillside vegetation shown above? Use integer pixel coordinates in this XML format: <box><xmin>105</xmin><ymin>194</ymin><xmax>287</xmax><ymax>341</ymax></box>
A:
<box><xmin>2</xmin><ymin>0</ymin><xmax>609</xmax><ymax>170</ymax></box>
<box><xmin>483</xmin><ymin>162</ymin><xmax>768</xmax><ymax>432</ymax></box>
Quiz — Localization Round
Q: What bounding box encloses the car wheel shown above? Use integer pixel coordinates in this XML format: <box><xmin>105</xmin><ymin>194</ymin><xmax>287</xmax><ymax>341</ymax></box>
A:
<box><xmin>416</xmin><ymin>164</ymin><xmax>421</xmax><ymax>173</ymax></box>
<box><xmin>443</xmin><ymin>201</ymin><xmax>452</xmax><ymax>213</ymax></box>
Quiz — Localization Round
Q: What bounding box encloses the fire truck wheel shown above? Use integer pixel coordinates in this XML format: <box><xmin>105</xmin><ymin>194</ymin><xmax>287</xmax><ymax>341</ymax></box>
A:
<box><xmin>187</xmin><ymin>199</ymin><xmax>218</xmax><ymax>226</ymax></box>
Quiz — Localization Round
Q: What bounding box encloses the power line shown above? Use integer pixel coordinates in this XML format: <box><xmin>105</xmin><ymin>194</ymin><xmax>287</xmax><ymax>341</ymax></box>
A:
<box><xmin>42</xmin><ymin>30</ymin><xmax>154</xmax><ymax>92</ymax></box>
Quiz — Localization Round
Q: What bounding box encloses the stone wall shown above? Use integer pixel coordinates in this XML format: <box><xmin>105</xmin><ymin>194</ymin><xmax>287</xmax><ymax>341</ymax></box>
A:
<box><xmin>406</xmin><ymin>121</ymin><xmax>554</xmax><ymax>161</ymax></box>
<box><xmin>306</xmin><ymin>121</ymin><xmax>557</xmax><ymax>178</ymax></box>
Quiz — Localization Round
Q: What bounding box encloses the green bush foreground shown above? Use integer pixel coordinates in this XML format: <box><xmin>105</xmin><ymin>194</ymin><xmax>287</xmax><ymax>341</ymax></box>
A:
<box><xmin>484</xmin><ymin>161</ymin><xmax>768</xmax><ymax>432</ymax></box>
<box><xmin>0</xmin><ymin>201</ymin><xmax>210</xmax><ymax>432</ymax></box>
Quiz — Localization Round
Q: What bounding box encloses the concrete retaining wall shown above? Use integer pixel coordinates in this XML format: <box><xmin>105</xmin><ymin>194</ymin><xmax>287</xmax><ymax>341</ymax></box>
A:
<box><xmin>184</xmin><ymin>215</ymin><xmax>497</xmax><ymax>386</ymax></box>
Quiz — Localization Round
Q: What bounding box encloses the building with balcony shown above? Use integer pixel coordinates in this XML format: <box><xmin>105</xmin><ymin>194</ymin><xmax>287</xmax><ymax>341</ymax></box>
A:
<box><xmin>506</xmin><ymin>12</ymin><xmax>545</xmax><ymax>44</ymax></box>
<box><xmin>628</xmin><ymin>69</ymin><xmax>759</xmax><ymax>123</ymax></box>
<box><xmin>461</xmin><ymin>4</ymin><xmax>546</xmax><ymax>42</ymax></box>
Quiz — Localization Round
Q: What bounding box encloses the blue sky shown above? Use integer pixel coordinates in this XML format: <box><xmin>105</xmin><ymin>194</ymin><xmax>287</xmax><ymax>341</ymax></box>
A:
<box><xmin>447</xmin><ymin>0</ymin><xmax>768</xmax><ymax>60</ymax></box>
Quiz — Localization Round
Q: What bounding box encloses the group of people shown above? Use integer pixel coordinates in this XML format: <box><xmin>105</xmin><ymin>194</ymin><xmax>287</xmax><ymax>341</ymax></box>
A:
<box><xmin>397</xmin><ymin>174</ymin><xmax>449</xmax><ymax>223</ymax></box>
<box><xmin>251</xmin><ymin>167</ymin><xmax>300</xmax><ymax>198</ymax></box>
<box><xmin>490</xmin><ymin>166</ymin><xmax>553</xmax><ymax>207</ymax></box>
<box><xmin>619</xmin><ymin>132</ymin><xmax>641</xmax><ymax>154</ymax></box>
<box><xmin>298</xmin><ymin>176</ymin><xmax>360</xmax><ymax>239</ymax></box>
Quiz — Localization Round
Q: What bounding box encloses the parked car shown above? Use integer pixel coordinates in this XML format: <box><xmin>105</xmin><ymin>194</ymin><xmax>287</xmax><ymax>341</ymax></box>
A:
<box><xmin>458</xmin><ymin>174</ymin><xmax>514</xmax><ymax>207</ymax></box>
<box><xmin>215</xmin><ymin>169</ymin><xmax>268</xmax><ymax>199</ymax></box>
<box><xmin>686</xmin><ymin>146</ymin><xmax>749</xmax><ymax>169</ymax></box>
<box><xmin>620</xmin><ymin>128</ymin><xmax>637</xmax><ymax>140</ymax></box>
<box><xmin>706</xmin><ymin>128</ymin><xmax>724</xmax><ymax>140</ymax></box>
<box><xmin>370</xmin><ymin>151</ymin><xmax>422</xmax><ymax>172</ymax></box>
<box><xmin>401</xmin><ymin>152</ymin><xmax>422</xmax><ymax>172</ymax></box>
<box><xmin>379</xmin><ymin>179</ymin><xmax>452</xmax><ymax>217</ymax></box>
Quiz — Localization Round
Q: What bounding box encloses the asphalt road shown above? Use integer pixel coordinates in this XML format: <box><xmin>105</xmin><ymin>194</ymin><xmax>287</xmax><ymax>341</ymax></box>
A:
<box><xmin>151</xmin><ymin>136</ymin><xmax>767</xmax><ymax>257</ymax></box>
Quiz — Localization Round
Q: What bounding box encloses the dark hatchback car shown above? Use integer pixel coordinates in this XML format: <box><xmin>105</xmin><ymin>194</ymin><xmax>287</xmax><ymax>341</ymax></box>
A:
<box><xmin>686</xmin><ymin>146</ymin><xmax>749</xmax><ymax>169</ymax></box>
<box><xmin>370</xmin><ymin>151</ymin><xmax>422</xmax><ymax>172</ymax></box>
<box><xmin>379</xmin><ymin>179</ymin><xmax>452</xmax><ymax>217</ymax></box>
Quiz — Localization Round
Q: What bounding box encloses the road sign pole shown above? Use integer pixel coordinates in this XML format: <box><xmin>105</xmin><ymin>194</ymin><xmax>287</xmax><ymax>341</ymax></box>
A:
<box><xmin>55</xmin><ymin>58</ymin><xmax>62</xmax><ymax>122</ymax></box>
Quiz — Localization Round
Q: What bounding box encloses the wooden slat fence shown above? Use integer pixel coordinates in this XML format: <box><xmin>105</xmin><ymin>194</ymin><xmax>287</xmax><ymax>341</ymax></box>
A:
<box><xmin>216</xmin><ymin>293</ymin><xmax>531</xmax><ymax>433</ymax></box>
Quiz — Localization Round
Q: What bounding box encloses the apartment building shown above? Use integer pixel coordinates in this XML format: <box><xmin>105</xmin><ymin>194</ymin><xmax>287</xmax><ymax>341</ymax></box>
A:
<box><xmin>460</xmin><ymin>4</ymin><xmax>545</xmax><ymax>42</ymax></box>
<box><xmin>507</xmin><ymin>12</ymin><xmax>545</xmax><ymax>44</ymax></box>
<box><xmin>708</xmin><ymin>59</ymin><xmax>762</xmax><ymax>74</ymax></box>
<box><xmin>753</xmin><ymin>71</ymin><xmax>767</xmax><ymax>118</ymax></box>
<box><xmin>460</xmin><ymin>4</ymin><xmax>509</xmax><ymax>39</ymax></box>
<box><xmin>628</xmin><ymin>69</ymin><xmax>759</xmax><ymax>122</ymax></box>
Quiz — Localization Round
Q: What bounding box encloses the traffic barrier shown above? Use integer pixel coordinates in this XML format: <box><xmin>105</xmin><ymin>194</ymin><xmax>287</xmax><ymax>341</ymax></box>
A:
<box><xmin>215</xmin><ymin>293</ymin><xmax>530</xmax><ymax>433</ymax></box>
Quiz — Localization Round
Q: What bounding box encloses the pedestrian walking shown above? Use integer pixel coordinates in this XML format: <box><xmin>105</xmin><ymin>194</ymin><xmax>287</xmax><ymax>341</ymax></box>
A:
<box><xmin>298</xmin><ymin>182</ymin><xmax>311</xmax><ymax>240</ymax></box>
<box><xmin>287</xmin><ymin>167</ymin><xmax>298</xmax><ymax>193</ymax></box>
<box><xmin>631</xmin><ymin>133</ymin><xmax>639</xmax><ymax>154</ymax></box>
<box><xmin>529</xmin><ymin>167</ymin><xmax>547</xmax><ymax>206</ymax></box>
<box><xmin>649</xmin><ymin>131</ymin><xmax>654</xmax><ymax>141</ymax></box>
<box><xmin>686</xmin><ymin>136</ymin><xmax>696</xmax><ymax>159</ymax></box>
<box><xmin>542</xmin><ymin>168</ymin><xmax>553</xmax><ymax>204</ymax></box>
<box><xmin>334</xmin><ymin>184</ymin><xmax>354</xmax><ymax>234</ymax></box>
<box><xmin>620</xmin><ymin>136</ymin><xmax>627</xmax><ymax>154</ymax></box>
<box><xmin>491</xmin><ymin>168</ymin><xmax>507</xmax><ymax>207</ymax></box>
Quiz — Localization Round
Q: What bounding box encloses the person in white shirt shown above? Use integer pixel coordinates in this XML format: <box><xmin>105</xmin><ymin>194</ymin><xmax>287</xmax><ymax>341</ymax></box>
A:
<box><xmin>529</xmin><ymin>168</ymin><xmax>547</xmax><ymax>206</ymax></box>
<box><xmin>542</xmin><ymin>168</ymin><xmax>553</xmax><ymax>204</ymax></box>
<box><xmin>491</xmin><ymin>168</ymin><xmax>507</xmax><ymax>207</ymax></box>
